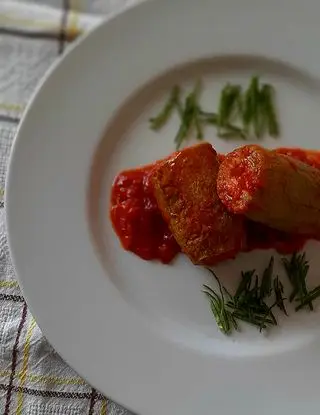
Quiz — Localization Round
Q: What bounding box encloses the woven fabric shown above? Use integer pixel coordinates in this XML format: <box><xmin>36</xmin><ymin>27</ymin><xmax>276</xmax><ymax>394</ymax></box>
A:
<box><xmin>0</xmin><ymin>1</ymin><xmax>140</xmax><ymax>413</ymax></box>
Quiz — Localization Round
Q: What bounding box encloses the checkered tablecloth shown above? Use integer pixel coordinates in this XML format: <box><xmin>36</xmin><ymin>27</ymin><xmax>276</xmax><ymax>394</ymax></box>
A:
<box><xmin>0</xmin><ymin>1</ymin><xmax>140</xmax><ymax>413</ymax></box>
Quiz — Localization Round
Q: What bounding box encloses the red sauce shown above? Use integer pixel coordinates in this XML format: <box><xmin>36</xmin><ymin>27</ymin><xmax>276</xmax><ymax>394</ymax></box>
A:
<box><xmin>110</xmin><ymin>147</ymin><xmax>320</xmax><ymax>264</ymax></box>
<box><xmin>110</xmin><ymin>164</ymin><xmax>180</xmax><ymax>264</ymax></box>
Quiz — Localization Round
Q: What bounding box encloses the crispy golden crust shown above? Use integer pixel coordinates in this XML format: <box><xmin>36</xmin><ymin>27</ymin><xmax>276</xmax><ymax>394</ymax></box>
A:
<box><xmin>217</xmin><ymin>145</ymin><xmax>320</xmax><ymax>236</ymax></box>
<box><xmin>151</xmin><ymin>143</ymin><xmax>246</xmax><ymax>265</ymax></box>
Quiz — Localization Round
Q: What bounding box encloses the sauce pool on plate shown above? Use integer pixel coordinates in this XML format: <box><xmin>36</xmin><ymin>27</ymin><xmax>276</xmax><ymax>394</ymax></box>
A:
<box><xmin>110</xmin><ymin>164</ymin><xmax>180</xmax><ymax>264</ymax></box>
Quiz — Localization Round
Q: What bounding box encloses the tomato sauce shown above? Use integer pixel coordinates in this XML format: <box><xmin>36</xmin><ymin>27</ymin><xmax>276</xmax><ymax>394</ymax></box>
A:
<box><xmin>110</xmin><ymin>164</ymin><xmax>180</xmax><ymax>263</ymax></box>
<box><xmin>110</xmin><ymin>147</ymin><xmax>320</xmax><ymax>264</ymax></box>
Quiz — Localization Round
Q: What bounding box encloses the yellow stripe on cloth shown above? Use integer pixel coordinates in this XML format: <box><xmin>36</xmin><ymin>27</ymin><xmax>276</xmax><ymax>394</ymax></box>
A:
<box><xmin>100</xmin><ymin>398</ymin><xmax>108</xmax><ymax>415</ymax></box>
<box><xmin>27</xmin><ymin>373</ymin><xmax>86</xmax><ymax>386</ymax></box>
<box><xmin>69</xmin><ymin>0</ymin><xmax>81</xmax><ymax>39</ymax></box>
<box><xmin>16</xmin><ymin>318</ymin><xmax>36</xmax><ymax>415</ymax></box>
<box><xmin>0</xmin><ymin>280</ymin><xmax>19</xmax><ymax>288</ymax></box>
<box><xmin>0</xmin><ymin>369</ymin><xmax>86</xmax><ymax>386</ymax></box>
<box><xmin>0</xmin><ymin>14</ymin><xmax>83</xmax><ymax>40</ymax></box>
<box><xmin>0</xmin><ymin>103</ymin><xmax>25</xmax><ymax>113</ymax></box>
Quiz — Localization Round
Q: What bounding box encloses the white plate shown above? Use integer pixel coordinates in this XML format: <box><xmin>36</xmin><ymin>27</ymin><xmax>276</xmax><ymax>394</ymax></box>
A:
<box><xmin>6</xmin><ymin>0</ymin><xmax>320</xmax><ymax>414</ymax></box>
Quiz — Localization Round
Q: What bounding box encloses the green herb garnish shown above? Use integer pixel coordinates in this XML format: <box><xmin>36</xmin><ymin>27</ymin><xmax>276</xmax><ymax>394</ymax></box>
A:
<box><xmin>260</xmin><ymin>257</ymin><xmax>274</xmax><ymax>298</ymax></box>
<box><xmin>296</xmin><ymin>286</ymin><xmax>320</xmax><ymax>311</ymax></box>
<box><xmin>260</xmin><ymin>84</ymin><xmax>280</xmax><ymax>137</ymax></box>
<box><xmin>251</xmin><ymin>76</ymin><xmax>262</xmax><ymax>137</ymax></box>
<box><xmin>217</xmin><ymin>84</ymin><xmax>246</xmax><ymax>138</ymax></box>
<box><xmin>282</xmin><ymin>252</ymin><xmax>312</xmax><ymax>310</ymax></box>
<box><xmin>199</xmin><ymin>110</ymin><xmax>219</xmax><ymax>124</ymax></box>
<box><xmin>218</xmin><ymin>84</ymin><xmax>242</xmax><ymax>130</ymax></box>
<box><xmin>282</xmin><ymin>252</ymin><xmax>320</xmax><ymax>311</ymax></box>
<box><xmin>227</xmin><ymin>268</ymin><xmax>277</xmax><ymax>332</ymax></box>
<box><xmin>273</xmin><ymin>276</ymin><xmax>288</xmax><ymax>316</ymax></box>
<box><xmin>149</xmin><ymin>85</ymin><xmax>181</xmax><ymax>131</ymax></box>
<box><xmin>194</xmin><ymin>108</ymin><xmax>204</xmax><ymax>140</ymax></box>
<box><xmin>150</xmin><ymin>76</ymin><xmax>280</xmax><ymax>146</ymax></box>
<box><xmin>174</xmin><ymin>81</ymin><xmax>203</xmax><ymax>150</ymax></box>
<box><xmin>200</xmin><ymin>111</ymin><xmax>246</xmax><ymax>139</ymax></box>
<box><xmin>234</xmin><ymin>270</ymin><xmax>255</xmax><ymax>303</ymax></box>
<box><xmin>242</xmin><ymin>76</ymin><xmax>280</xmax><ymax>138</ymax></box>
<box><xmin>203</xmin><ymin>269</ymin><xmax>238</xmax><ymax>335</ymax></box>
<box><xmin>203</xmin><ymin>259</ymin><xmax>278</xmax><ymax>334</ymax></box>
<box><xmin>204</xmin><ymin>253</ymin><xmax>320</xmax><ymax>335</ymax></box>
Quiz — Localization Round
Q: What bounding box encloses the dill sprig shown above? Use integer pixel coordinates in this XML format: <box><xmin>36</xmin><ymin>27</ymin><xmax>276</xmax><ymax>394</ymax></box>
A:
<box><xmin>273</xmin><ymin>276</ymin><xmax>288</xmax><ymax>316</ymax></box>
<box><xmin>150</xmin><ymin>76</ymin><xmax>280</xmax><ymax>146</ymax></box>
<box><xmin>260</xmin><ymin>256</ymin><xmax>274</xmax><ymax>298</ymax></box>
<box><xmin>260</xmin><ymin>84</ymin><xmax>280</xmax><ymax>137</ymax></box>
<box><xmin>217</xmin><ymin>84</ymin><xmax>247</xmax><ymax>139</ymax></box>
<box><xmin>204</xmin><ymin>253</ymin><xmax>320</xmax><ymax>335</ymax></box>
<box><xmin>174</xmin><ymin>81</ymin><xmax>203</xmax><ymax>150</ymax></box>
<box><xmin>227</xmin><ymin>268</ymin><xmax>277</xmax><ymax>332</ymax></box>
<box><xmin>149</xmin><ymin>85</ymin><xmax>181</xmax><ymax>130</ymax></box>
<box><xmin>251</xmin><ymin>76</ymin><xmax>262</xmax><ymax>138</ymax></box>
<box><xmin>203</xmin><ymin>269</ymin><xmax>238</xmax><ymax>335</ymax></box>
<box><xmin>242</xmin><ymin>76</ymin><xmax>280</xmax><ymax>138</ymax></box>
<box><xmin>233</xmin><ymin>270</ymin><xmax>255</xmax><ymax>303</ymax></box>
<box><xmin>243</xmin><ymin>77</ymin><xmax>253</xmax><ymax>132</ymax></box>
<box><xmin>242</xmin><ymin>75</ymin><xmax>261</xmax><ymax>137</ymax></box>
<box><xmin>217</xmin><ymin>84</ymin><xmax>242</xmax><ymax>131</ymax></box>
<box><xmin>282</xmin><ymin>253</ymin><xmax>312</xmax><ymax>310</ymax></box>
<box><xmin>198</xmin><ymin>110</ymin><xmax>218</xmax><ymax>124</ymax></box>
<box><xmin>282</xmin><ymin>252</ymin><xmax>320</xmax><ymax>312</ymax></box>
<box><xmin>296</xmin><ymin>287</ymin><xmax>320</xmax><ymax>311</ymax></box>
<box><xmin>203</xmin><ymin>258</ymin><xmax>278</xmax><ymax>334</ymax></box>
<box><xmin>199</xmin><ymin>111</ymin><xmax>246</xmax><ymax>139</ymax></box>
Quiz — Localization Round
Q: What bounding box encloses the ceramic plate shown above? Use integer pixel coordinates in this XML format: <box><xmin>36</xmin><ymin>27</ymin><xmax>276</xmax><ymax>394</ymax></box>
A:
<box><xmin>6</xmin><ymin>0</ymin><xmax>320</xmax><ymax>414</ymax></box>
